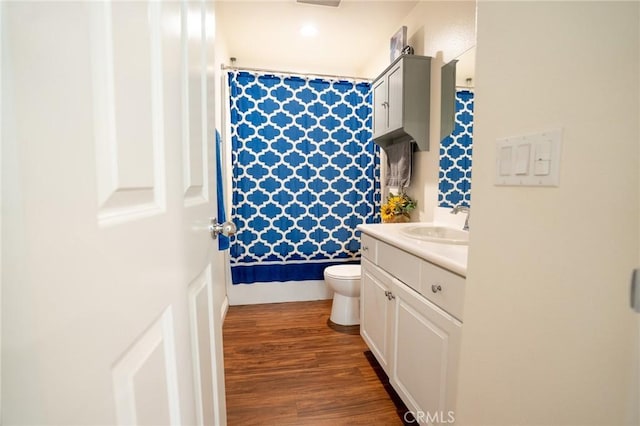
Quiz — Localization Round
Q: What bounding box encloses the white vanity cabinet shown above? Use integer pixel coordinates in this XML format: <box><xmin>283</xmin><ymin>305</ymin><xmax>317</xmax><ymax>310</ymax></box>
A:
<box><xmin>361</xmin><ymin>258</ymin><xmax>394</xmax><ymax>372</ymax></box>
<box><xmin>371</xmin><ymin>54</ymin><xmax>431</xmax><ymax>151</ymax></box>
<box><xmin>360</xmin><ymin>233</ymin><xmax>464</xmax><ymax>424</ymax></box>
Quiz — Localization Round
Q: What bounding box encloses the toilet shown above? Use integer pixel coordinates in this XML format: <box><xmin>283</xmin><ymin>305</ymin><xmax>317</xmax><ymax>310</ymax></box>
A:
<box><xmin>324</xmin><ymin>264</ymin><xmax>361</xmax><ymax>326</ymax></box>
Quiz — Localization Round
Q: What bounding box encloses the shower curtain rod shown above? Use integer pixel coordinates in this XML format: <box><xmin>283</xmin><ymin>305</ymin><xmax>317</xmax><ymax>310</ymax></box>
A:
<box><xmin>221</xmin><ymin>64</ymin><xmax>372</xmax><ymax>82</ymax></box>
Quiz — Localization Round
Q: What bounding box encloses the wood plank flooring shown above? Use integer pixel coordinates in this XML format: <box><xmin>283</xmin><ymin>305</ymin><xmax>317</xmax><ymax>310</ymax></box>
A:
<box><xmin>223</xmin><ymin>300</ymin><xmax>406</xmax><ymax>425</ymax></box>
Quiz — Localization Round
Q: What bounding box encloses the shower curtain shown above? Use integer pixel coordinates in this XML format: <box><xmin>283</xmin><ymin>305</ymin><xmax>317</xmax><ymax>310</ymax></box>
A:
<box><xmin>228</xmin><ymin>71</ymin><xmax>380</xmax><ymax>285</ymax></box>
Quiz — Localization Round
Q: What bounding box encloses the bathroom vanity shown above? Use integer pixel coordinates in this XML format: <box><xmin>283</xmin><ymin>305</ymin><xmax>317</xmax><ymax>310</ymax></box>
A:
<box><xmin>357</xmin><ymin>223</ymin><xmax>467</xmax><ymax>423</ymax></box>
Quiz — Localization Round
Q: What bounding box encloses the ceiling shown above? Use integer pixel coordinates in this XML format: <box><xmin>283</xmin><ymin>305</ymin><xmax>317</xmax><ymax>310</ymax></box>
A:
<box><xmin>215</xmin><ymin>0</ymin><xmax>419</xmax><ymax>78</ymax></box>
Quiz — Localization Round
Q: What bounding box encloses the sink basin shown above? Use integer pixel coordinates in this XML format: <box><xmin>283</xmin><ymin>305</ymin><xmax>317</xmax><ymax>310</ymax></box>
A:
<box><xmin>400</xmin><ymin>225</ymin><xmax>469</xmax><ymax>245</ymax></box>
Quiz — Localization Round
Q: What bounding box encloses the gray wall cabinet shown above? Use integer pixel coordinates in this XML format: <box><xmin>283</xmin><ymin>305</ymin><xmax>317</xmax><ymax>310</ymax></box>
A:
<box><xmin>372</xmin><ymin>55</ymin><xmax>431</xmax><ymax>151</ymax></box>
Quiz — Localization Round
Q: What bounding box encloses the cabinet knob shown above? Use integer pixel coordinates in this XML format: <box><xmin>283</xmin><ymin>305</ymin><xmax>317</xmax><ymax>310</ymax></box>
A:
<box><xmin>362</xmin><ymin>246</ymin><xmax>369</xmax><ymax>251</ymax></box>
<box><xmin>381</xmin><ymin>101</ymin><xmax>389</xmax><ymax>108</ymax></box>
<box><xmin>431</xmin><ymin>284</ymin><xmax>442</xmax><ymax>293</ymax></box>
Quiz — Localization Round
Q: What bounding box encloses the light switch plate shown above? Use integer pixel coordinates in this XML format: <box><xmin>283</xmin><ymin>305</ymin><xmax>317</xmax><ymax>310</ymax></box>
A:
<box><xmin>495</xmin><ymin>128</ymin><xmax>562</xmax><ymax>186</ymax></box>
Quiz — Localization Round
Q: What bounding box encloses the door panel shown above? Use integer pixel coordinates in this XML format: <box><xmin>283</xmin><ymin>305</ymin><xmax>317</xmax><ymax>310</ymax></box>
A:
<box><xmin>372</xmin><ymin>78</ymin><xmax>387</xmax><ymax>138</ymax></box>
<box><xmin>112</xmin><ymin>307</ymin><xmax>181</xmax><ymax>426</ymax></box>
<box><xmin>387</xmin><ymin>62</ymin><xmax>403</xmax><ymax>132</ymax></box>
<box><xmin>392</xmin><ymin>283</ymin><xmax>462</xmax><ymax>422</ymax></box>
<box><xmin>188</xmin><ymin>264</ymin><xmax>219</xmax><ymax>426</ymax></box>
<box><xmin>1</xmin><ymin>1</ymin><xmax>225</xmax><ymax>424</ymax></box>
<box><xmin>361</xmin><ymin>260</ymin><xmax>392</xmax><ymax>373</ymax></box>
<box><xmin>91</xmin><ymin>1</ymin><xmax>167</xmax><ymax>225</ymax></box>
<box><xmin>182</xmin><ymin>0</ymin><xmax>209</xmax><ymax>205</ymax></box>
<box><xmin>395</xmin><ymin>298</ymin><xmax>448</xmax><ymax>414</ymax></box>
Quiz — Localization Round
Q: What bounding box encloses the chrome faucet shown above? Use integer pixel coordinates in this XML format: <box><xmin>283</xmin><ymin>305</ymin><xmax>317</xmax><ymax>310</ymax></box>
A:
<box><xmin>451</xmin><ymin>205</ymin><xmax>470</xmax><ymax>231</ymax></box>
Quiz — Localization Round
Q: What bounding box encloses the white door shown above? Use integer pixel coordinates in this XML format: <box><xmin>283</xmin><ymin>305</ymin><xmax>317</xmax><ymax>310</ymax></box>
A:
<box><xmin>1</xmin><ymin>1</ymin><xmax>226</xmax><ymax>424</ymax></box>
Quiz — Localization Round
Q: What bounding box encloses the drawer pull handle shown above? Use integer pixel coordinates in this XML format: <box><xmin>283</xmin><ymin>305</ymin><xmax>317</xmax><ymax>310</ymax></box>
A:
<box><xmin>431</xmin><ymin>284</ymin><xmax>442</xmax><ymax>293</ymax></box>
<box><xmin>362</xmin><ymin>246</ymin><xmax>369</xmax><ymax>251</ymax></box>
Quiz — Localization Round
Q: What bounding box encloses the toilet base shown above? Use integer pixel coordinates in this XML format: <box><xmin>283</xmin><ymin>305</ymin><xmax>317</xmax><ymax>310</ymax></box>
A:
<box><xmin>330</xmin><ymin>293</ymin><xmax>360</xmax><ymax>326</ymax></box>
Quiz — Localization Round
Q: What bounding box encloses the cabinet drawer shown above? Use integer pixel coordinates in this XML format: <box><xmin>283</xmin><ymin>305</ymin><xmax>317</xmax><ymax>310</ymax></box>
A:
<box><xmin>377</xmin><ymin>240</ymin><xmax>420</xmax><ymax>292</ymax></box>
<box><xmin>361</xmin><ymin>233</ymin><xmax>377</xmax><ymax>262</ymax></box>
<box><xmin>419</xmin><ymin>260</ymin><xmax>465</xmax><ymax>320</ymax></box>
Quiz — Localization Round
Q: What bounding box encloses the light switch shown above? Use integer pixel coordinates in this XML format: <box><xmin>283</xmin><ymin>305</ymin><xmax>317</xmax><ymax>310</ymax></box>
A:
<box><xmin>536</xmin><ymin>139</ymin><xmax>552</xmax><ymax>160</ymax></box>
<box><xmin>533</xmin><ymin>139</ymin><xmax>552</xmax><ymax>176</ymax></box>
<box><xmin>534</xmin><ymin>159</ymin><xmax>550</xmax><ymax>175</ymax></box>
<box><xmin>515</xmin><ymin>143</ymin><xmax>530</xmax><ymax>175</ymax></box>
<box><xmin>499</xmin><ymin>146</ymin><xmax>512</xmax><ymax>176</ymax></box>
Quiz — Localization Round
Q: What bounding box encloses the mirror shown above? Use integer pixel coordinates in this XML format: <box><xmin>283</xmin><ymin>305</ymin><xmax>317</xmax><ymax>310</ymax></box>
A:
<box><xmin>438</xmin><ymin>46</ymin><xmax>476</xmax><ymax>208</ymax></box>
<box><xmin>440</xmin><ymin>58</ymin><xmax>458</xmax><ymax>140</ymax></box>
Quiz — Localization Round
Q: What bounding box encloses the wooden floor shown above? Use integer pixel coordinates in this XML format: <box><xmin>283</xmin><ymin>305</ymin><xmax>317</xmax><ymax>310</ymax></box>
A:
<box><xmin>223</xmin><ymin>300</ymin><xmax>406</xmax><ymax>425</ymax></box>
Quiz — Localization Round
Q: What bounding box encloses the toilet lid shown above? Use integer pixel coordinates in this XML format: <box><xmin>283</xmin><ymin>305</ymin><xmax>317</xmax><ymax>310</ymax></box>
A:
<box><xmin>324</xmin><ymin>264</ymin><xmax>361</xmax><ymax>279</ymax></box>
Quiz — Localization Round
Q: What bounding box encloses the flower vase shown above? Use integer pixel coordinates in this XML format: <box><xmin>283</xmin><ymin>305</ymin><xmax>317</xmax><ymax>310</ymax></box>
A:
<box><xmin>384</xmin><ymin>214</ymin><xmax>411</xmax><ymax>224</ymax></box>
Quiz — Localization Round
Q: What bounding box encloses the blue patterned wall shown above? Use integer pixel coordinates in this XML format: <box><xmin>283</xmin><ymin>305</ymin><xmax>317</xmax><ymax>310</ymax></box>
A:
<box><xmin>228</xmin><ymin>71</ymin><xmax>380</xmax><ymax>285</ymax></box>
<box><xmin>438</xmin><ymin>90</ymin><xmax>474</xmax><ymax>208</ymax></box>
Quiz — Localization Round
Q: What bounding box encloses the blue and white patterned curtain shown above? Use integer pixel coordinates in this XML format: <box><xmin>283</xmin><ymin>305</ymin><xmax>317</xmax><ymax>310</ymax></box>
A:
<box><xmin>228</xmin><ymin>71</ymin><xmax>380</xmax><ymax>285</ymax></box>
<box><xmin>438</xmin><ymin>90</ymin><xmax>474</xmax><ymax>207</ymax></box>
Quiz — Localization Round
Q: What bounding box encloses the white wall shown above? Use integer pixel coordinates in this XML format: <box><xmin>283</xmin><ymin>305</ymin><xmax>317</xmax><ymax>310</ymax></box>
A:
<box><xmin>214</xmin><ymin>1</ymin><xmax>417</xmax><ymax>79</ymax></box>
<box><xmin>456</xmin><ymin>2</ymin><xmax>639</xmax><ymax>424</ymax></box>
<box><xmin>360</xmin><ymin>1</ymin><xmax>476</xmax><ymax>222</ymax></box>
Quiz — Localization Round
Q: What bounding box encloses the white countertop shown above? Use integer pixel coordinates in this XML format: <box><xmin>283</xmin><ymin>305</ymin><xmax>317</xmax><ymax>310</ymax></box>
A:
<box><xmin>357</xmin><ymin>223</ymin><xmax>468</xmax><ymax>277</ymax></box>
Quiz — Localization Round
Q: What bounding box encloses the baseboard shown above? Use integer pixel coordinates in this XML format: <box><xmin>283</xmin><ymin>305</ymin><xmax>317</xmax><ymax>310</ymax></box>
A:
<box><xmin>221</xmin><ymin>296</ymin><xmax>229</xmax><ymax>322</ymax></box>
<box><xmin>226</xmin><ymin>280</ymin><xmax>333</xmax><ymax>306</ymax></box>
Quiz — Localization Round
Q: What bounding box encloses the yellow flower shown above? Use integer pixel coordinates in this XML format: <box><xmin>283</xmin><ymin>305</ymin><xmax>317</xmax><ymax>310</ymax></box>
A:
<box><xmin>381</xmin><ymin>204</ymin><xmax>394</xmax><ymax>222</ymax></box>
<box><xmin>388</xmin><ymin>196</ymin><xmax>401</xmax><ymax>210</ymax></box>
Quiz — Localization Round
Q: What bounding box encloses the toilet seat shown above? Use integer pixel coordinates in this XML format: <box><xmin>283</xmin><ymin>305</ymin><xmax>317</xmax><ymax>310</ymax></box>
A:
<box><xmin>324</xmin><ymin>265</ymin><xmax>361</xmax><ymax>280</ymax></box>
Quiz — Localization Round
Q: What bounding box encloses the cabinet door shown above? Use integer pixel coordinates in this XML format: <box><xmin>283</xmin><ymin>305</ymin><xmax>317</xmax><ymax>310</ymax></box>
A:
<box><xmin>372</xmin><ymin>77</ymin><xmax>388</xmax><ymax>139</ymax></box>
<box><xmin>391</xmin><ymin>283</ymin><xmax>462</xmax><ymax>423</ymax></box>
<box><xmin>386</xmin><ymin>61</ymin><xmax>404</xmax><ymax>133</ymax></box>
<box><xmin>360</xmin><ymin>259</ymin><xmax>393</xmax><ymax>374</ymax></box>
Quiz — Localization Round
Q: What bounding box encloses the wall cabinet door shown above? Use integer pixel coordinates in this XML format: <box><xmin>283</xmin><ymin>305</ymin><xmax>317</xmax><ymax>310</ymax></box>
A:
<box><xmin>386</xmin><ymin>61</ymin><xmax>404</xmax><ymax>133</ymax></box>
<box><xmin>391</xmin><ymin>281</ymin><xmax>462</xmax><ymax>423</ymax></box>
<box><xmin>360</xmin><ymin>259</ymin><xmax>394</xmax><ymax>374</ymax></box>
<box><xmin>372</xmin><ymin>77</ymin><xmax>388</xmax><ymax>139</ymax></box>
<box><xmin>372</xmin><ymin>61</ymin><xmax>403</xmax><ymax>138</ymax></box>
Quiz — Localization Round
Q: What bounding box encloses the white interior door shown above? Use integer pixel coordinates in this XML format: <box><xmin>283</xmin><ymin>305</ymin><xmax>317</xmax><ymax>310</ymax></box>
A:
<box><xmin>1</xmin><ymin>1</ymin><xmax>226</xmax><ymax>424</ymax></box>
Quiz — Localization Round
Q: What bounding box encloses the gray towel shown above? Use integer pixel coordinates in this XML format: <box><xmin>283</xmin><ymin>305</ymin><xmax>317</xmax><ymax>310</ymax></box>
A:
<box><xmin>385</xmin><ymin>140</ymin><xmax>412</xmax><ymax>189</ymax></box>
